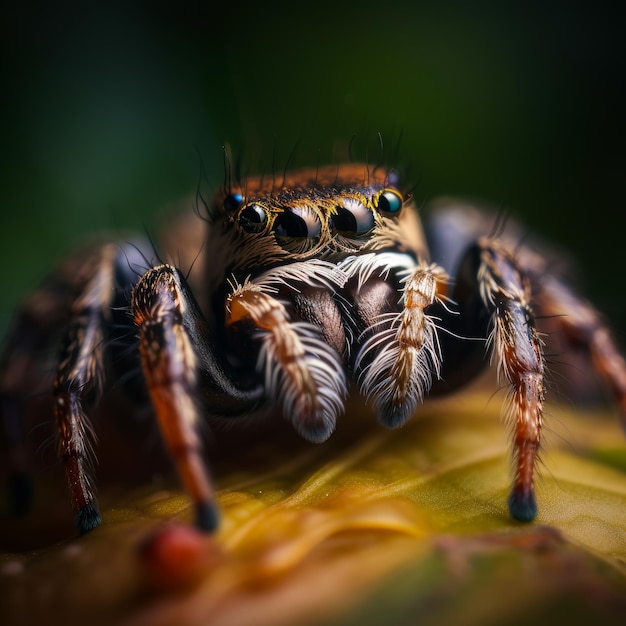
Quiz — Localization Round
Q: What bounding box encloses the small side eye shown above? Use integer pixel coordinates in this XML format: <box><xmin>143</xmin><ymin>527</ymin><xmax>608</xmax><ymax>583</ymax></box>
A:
<box><xmin>239</xmin><ymin>204</ymin><xmax>267</xmax><ymax>233</ymax></box>
<box><xmin>223</xmin><ymin>192</ymin><xmax>243</xmax><ymax>213</ymax></box>
<box><xmin>377</xmin><ymin>189</ymin><xmax>403</xmax><ymax>216</ymax></box>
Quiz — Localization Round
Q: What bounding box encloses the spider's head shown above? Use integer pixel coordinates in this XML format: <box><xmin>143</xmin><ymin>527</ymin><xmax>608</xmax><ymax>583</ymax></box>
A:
<box><xmin>217</xmin><ymin>164</ymin><xmax>406</xmax><ymax>258</ymax></box>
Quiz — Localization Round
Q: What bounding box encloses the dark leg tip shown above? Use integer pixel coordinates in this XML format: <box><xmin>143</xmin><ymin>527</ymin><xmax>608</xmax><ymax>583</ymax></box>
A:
<box><xmin>195</xmin><ymin>501</ymin><xmax>219</xmax><ymax>533</ymax></box>
<box><xmin>508</xmin><ymin>488</ymin><xmax>537</xmax><ymax>522</ymax></box>
<box><xmin>293</xmin><ymin>413</ymin><xmax>335</xmax><ymax>444</ymax></box>
<box><xmin>378</xmin><ymin>403</ymin><xmax>414</xmax><ymax>429</ymax></box>
<box><xmin>8</xmin><ymin>472</ymin><xmax>34</xmax><ymax>515</ymax></box>
<box><xmin>76</xmin><ymin>503</ymin><xmax>102</xmax><ymax>535</ymax></box>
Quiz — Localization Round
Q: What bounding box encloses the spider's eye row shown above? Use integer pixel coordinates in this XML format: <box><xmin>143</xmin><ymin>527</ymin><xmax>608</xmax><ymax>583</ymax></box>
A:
<box><xmin>376</xmin><ymin>189</ymin><xmax>403</xmax><ymax>216</ymax></box>
<box><xmin>239</xmin><ymin>203</ymin><xmax>267</xmax><ymax>233</ymax></box>
<box><xmin>273</xmin><ymin>207</ymin><xmax>321</xmax><ymax>240</ymax></box>
<box><xmin>235</xmin><ymin>189</ymin><xmax>402</xmax><ymax>239</ymax></box>
<box><xmin>330</xmin><ymin>199</ymin><xmax>375</xmax><ymax>237</ymax></box>
<box><xmin>224</xmin><ymin>192</ymin><xmax>243</xmax><ymax>214</ymax></box>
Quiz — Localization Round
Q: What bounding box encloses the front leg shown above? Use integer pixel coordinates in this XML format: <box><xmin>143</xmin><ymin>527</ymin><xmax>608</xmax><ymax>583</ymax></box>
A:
<box><xmin>131</xmin><ymin>265</ymin><xmax>262</xmax><ymax>531</ymax></box>
<box><xmin>477</xmin><ymin>238</ymin><xmax>545</xmax><ymax>522</ymax></box>
<box><xmin>226</xmin><ymin>276</ymin><xmax>347</xmax><ymax>443</ymax></box>
<box><xmin>341</xmin><ymin>252</ymin><xmax>449</xmax><ymax>427</ymax></box>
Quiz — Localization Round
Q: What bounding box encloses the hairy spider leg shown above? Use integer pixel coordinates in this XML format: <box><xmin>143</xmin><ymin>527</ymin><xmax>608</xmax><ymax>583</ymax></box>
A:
<box><xmin>53</xmin><ymin>245</ymin><xmax>123</xmax><ymax>534</ymax></box>
<box><xmin>133</xmin><ymin>266</ymin><xmax>219</xmax><ymax>531</ymax></box>
<box><xmin>226</xmin><ymin>279</ymin><xmax>347</xmax><ymax>443</ymax></box>
<box><xmin>132</xmin><ymin>264</ymin><xmax>262</xmax><ymax>532</ymax></box>
<box><xmin>341</xmin><ymin>253</ymin><xmax>449</xmax><ymax>428</ymax></box>
<box><xmin>475</xmin><ymin>238</ymin><xmax>545</xmax><ymax>522</ymax></box>
<box><xmin>0</xmin><ymin>247</ymin><xmax>112</xmax><ymax>516</ymax></box>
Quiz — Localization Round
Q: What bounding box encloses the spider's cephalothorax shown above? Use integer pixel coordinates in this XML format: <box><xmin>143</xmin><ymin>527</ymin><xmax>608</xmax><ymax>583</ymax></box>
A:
<box><xmin>1</xmin><ymin>163</ymin><xmax>625</xmax><ymax>535</ymax></box>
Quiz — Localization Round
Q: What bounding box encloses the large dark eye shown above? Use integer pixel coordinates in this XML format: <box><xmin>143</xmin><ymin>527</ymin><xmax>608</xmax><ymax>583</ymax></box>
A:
<box><xmin>377</xmin><ymin>189</ymin><xmax>403</xmax><ymax>216</ymax></box>
<box><xmin>223</xmin><ymin>192</ymin><xmax>243</xmax><ymax>213</ymax></box>
<box><xmin>273</xmin><ymin>207</ymin><xmax>321</xmax><ymax>240</ymax></box>
<box><xmin>239</xmin><ymin>203</ymin><xmax>267</xmax><ymax>233</ymax></box>
<box><xmin>330</xmin><ymin>199</ymin><xmax>375</xmax><ymax>237</ymax></box>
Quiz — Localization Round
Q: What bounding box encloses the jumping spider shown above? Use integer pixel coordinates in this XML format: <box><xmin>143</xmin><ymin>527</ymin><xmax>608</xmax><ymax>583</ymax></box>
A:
<box><xmin>1</xmin><ymin>163</ymin><xmax>625</xmax><ymax>535</ymax></box>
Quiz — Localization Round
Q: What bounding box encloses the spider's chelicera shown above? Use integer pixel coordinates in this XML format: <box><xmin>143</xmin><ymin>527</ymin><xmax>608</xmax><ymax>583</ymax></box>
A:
<box><xmin>1</xmin><ymin>163</ymin><xmax>625</xmax><ymax>535</ymax></box>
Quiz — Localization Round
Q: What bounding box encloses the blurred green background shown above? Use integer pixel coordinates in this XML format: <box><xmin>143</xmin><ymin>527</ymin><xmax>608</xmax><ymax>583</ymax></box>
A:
<box><xmin>1</xmin><ymin>1</ymin><xmax>625</xmax><ymax>335</ymax></box>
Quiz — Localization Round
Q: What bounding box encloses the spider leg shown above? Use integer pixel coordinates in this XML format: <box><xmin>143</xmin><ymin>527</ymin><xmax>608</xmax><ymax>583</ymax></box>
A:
<box><xmin>425</xmin><ymin>200</ymin><xmax>626</xmax><ymax>427</ymax></box>
<box><xmin>53</xmin><ymin>244</ymin><xmax>126</xmax><ymax>534</ymax></box>
<box><xmin>474</xmin><ymin>238</ymin><xmax>545</xmax><ymax>522</ymax></box>
<box><xmin>226</xmin><ymin>278</ymin><xmax>347</xmax><ymax>443</ymax></box>
<box><xmin>131</xmin><ymin>264</ymin><xmax>262</xmax><ymax>532</ymax></box>
<box><xmin>341</xmin><ymin>253</ymin><xmax>449</xmax><ymax>427</ymax></box>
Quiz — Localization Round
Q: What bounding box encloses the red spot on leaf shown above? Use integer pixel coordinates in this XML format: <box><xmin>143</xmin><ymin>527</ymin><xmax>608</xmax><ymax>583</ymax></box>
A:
<box><xmin>138</xmin><ymin>524</ymin><xmax>219</xmax><ymax>591</ymax></box>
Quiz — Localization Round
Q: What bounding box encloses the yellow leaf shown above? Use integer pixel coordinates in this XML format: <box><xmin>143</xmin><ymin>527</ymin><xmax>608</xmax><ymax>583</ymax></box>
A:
<box><xmin>1</xmin><ymin>389</ymin><xmax>625</xmax><ymax>626</ymax></box>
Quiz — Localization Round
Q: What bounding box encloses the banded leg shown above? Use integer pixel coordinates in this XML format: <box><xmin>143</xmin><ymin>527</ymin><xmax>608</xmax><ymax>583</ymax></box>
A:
<box><xmin>477</xmin><ymin>238</ymin><xmax>545</xmax><ymax>522</ymax></box>
<box><xmin>54</xmin><ymin>245</ymin><xmax>121</xmax><ymax>534</ymax></box>
<box><xmin>342</xmin><ymin>253</ymin><xmax>448</xmax><ymax>427</ymax></box>
<box><xmin>226</xmin><ymin>280</ymin><xmax>346</xmax><ymax>443</ymax></box>
<box><xmin>132</xmin><ymin>264</ymin><xmax>262</xmax><ymax>531</ymax></box>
